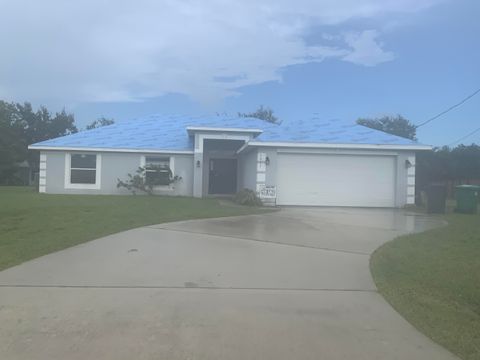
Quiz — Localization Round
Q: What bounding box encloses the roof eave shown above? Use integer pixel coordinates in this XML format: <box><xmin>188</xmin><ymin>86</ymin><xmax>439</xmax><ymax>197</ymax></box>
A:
<box><xmin>238</xmin><ymin>141</ymin><xmax>432</xmax><ymax>152</ymax></box>
<box><xmin>28</xmin><ymin>145</ymin><xmax>194</xmax><ymax>155</ymax></box>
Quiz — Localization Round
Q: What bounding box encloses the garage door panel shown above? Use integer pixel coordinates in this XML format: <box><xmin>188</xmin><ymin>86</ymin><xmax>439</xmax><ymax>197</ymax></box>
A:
<box><xmin>277</xmin><ymin>154</ymin><xmax>396</xmax><ymax>207</ymax></box>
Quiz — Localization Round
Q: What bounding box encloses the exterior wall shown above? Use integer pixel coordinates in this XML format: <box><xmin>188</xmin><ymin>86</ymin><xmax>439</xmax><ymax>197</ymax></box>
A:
<box><xmin>396</xmin><ymin>151</ymin><xmax>416</xmax><ymax>206</ymax></box>
<box><xmin>238</xmin><ymin>148</ymin><xmax>258</xmax><ymax>191</ymax></box>
<box><xmin>254</xmin><ymin>148</ymin><xmax>277</xmax><ymax>206</ymax></box>
<box><xmin>167</xmin><ymin>154</ymin><xmax>194</xmax><ymax>196</ymax></box>
<box><xmin>42</xmin><ymin>150</ymin><xmax>193</xmax><ymax>196</ymax></box>
<box><xmin>407</xmin><ymin>154</ymin><xmax>416</xmax><ymax>204</ymax></box>
<box><xmin>39</xmin><ymin>145</ymin><xmax>417</xmax><ymax>207</ymax></box>
<box><xmin>193</xmin><ymin>133</ymin><xmax>203</xmax><ymax>197</ymax></box>
<box><xmin>39</xmin><ymin>152</ymin><xmax>47</xmax><ymax>193</ymax></box>
<box><xmin>258</xmin><ymin>147</ymin><xmax>278</xmax><ymax>188</ymax></box>
<box><xmin>254</xmin><ymin>147</ymin><xmax>416</xmax><ymax>208</ymax></box>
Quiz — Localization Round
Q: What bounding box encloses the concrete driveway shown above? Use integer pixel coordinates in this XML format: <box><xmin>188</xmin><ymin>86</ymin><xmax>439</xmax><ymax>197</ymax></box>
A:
<box><xmin>0</xmin><ymin>207</ymin><xmax>456</xmax><ymax>360</ymax></box>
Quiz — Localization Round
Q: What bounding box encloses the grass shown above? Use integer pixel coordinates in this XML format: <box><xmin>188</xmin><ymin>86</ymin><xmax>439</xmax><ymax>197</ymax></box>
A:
<box><xmin>0</xmin><ymin>186</ymin><xmax>269</xmax><ymax>271</ymax></box>
<box><xmin>371</xmin><ymin>209</ymin><xmax>480</xmax><ymax>360</ymax></box>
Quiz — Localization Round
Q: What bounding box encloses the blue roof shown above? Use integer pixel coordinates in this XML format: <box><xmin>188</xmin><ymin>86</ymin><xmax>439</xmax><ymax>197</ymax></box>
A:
<box><xmin>30</xmin><ymin>114</ymin><xmax>422</xmax><ymax>151</ymax></box>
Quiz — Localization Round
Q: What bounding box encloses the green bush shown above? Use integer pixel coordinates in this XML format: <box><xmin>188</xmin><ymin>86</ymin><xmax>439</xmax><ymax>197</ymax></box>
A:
<box><xmin>233</xmin><ymin>188</ymin><xmax>263</xmax><ymax>206</ymax></box>
<box><xmin>117</xmin><ymin>166</ymin><xmax>181</xmax><ymax>195</ymax></box>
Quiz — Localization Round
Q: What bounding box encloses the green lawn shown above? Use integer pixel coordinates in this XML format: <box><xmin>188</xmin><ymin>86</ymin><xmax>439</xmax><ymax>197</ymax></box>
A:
<box><xmin>0</xmin><ymin>187</ymin><xmax>269</xmax><ymax>271</ymax></box>
<box><xmin>371</xmin><ymin>210</ymin><xmax>480</xmax><ymax>360</ymax></box>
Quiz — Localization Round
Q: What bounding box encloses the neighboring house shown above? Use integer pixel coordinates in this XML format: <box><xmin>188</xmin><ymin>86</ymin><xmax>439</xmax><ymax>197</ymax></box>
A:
<box><xmin>28</xmin><ymin>114</ymin><xmax>430</xmax><ymax>207</ymax></box>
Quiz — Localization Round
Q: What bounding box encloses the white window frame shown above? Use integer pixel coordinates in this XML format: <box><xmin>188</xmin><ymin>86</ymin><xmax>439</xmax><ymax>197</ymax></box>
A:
<box><xmin>65</xmin><ymin>153</ymin><xmax>102</xmax><ymax>190</ymax></box>
<box><xmin>140</xmin><ymin>155</ymin><xmax>175</xmax><ymax>190</ymax></box>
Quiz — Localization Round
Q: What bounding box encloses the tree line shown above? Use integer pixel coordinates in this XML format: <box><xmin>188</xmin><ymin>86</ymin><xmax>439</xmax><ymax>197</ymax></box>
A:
<box><xmin>0</xmin><ymin>100</ymin><xmax>113</xmax><ymax>184</ymax></box>
<box><xmin>416</xmin><ymin>144</ymin><xmax>480</xmax><ymax>193</ymax></box>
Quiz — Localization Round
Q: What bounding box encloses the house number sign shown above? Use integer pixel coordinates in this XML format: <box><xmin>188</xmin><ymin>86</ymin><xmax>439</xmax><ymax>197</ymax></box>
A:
<box><xmin>258</xmin><ymin>185</ymin><xmax>276</xmax><ymax>199</ymax></box>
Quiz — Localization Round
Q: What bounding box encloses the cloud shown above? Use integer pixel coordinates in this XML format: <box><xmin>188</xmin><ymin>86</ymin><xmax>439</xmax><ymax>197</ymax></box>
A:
<box><xmin>0</xmin><ymin>0</ymin><xmax>441</xmax><ymax>105</ymax></box>
<box><xmin>342</xmin><ymin>30</ymin><xmax>395</xmax><ymax>66</ymax></box>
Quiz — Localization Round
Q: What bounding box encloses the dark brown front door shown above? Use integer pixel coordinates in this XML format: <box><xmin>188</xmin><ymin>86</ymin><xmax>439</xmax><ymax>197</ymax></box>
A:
<box><xmin>208</xmin><ymin>159</ymin><xmax>237</xmax><ymax>194</ymax></box>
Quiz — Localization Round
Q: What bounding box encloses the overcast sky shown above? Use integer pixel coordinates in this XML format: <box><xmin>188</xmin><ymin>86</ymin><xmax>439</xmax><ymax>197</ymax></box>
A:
<box><xmin>0</xmin><ymin>0</ymin><xmax>478</xmax><ymax>145</ymax></box>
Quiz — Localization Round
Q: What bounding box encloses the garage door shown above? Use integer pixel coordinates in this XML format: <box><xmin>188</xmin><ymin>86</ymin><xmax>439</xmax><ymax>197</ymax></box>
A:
<box><xmin>276</xmin><ymin>153</ymin><xmax>396</xmax><ymax>207</ymax></box>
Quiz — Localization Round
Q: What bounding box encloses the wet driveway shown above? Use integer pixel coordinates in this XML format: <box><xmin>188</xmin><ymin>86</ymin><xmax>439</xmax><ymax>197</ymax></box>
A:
<box><xmin>0</xmin><ymin>207</ymin><xmax>456</xmax><ymax>360</ymax></box>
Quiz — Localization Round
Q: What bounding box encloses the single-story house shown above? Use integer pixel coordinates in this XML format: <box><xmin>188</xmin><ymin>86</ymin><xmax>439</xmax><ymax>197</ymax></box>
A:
<box><xmin>28</xmin><ymin>114</ymin><xmax>430</xmax><ymax>207</ymax></box>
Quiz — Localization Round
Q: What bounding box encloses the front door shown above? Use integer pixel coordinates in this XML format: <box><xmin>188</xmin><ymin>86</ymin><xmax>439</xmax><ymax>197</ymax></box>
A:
<box><xmin>209</xmin><ymin>158</ymin><xmax>237</xmax><ymax>194</ymax></box>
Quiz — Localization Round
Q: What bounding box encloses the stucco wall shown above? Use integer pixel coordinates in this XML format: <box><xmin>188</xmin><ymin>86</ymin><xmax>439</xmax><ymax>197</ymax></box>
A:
<box><xmin>396</xmin><ymin>151</ymin><xmax>416</xmax><ymax>206</ymax></box>
<box><xmin>257</xmin><ymin>147</ymin><xmax>277</xmax><ymax>188</ymax></box>
<box><xmin>238</xmin><ymin>148</ymin><xmax>258</xmax><ymax>191</ymax></box>
<box><xmin>43</xmin><ymin>150</ymin><xmax>193</xmax><ymax>196</ymax></box>
<box><xmin>41</xmin><ymin>146</ymin><xmax>416</xmax><ymax>207</ymax></box>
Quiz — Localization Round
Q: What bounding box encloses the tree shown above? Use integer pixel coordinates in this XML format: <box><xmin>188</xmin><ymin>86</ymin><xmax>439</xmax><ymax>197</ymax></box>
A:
<box><xmin>357</xmin><ymin>115</ymin><xmax>417</xmax><ymax>140</ymax></box>
<box><xmin>49</xmin><ymin>109</ymin><xmax>77</xmax><ymax>138</ymax></box>
<box><xmin>416</xmin><ymin>144</ymin><xmax>480</xmax><ymax>201</ymax></box>
<box><xmin>86</xmin><ymin>117</ymin><xmax>115</xmax><ymax>130</ymax></box>
<box><xmin>416</xmin><ymin>146</ymin><xmax>452</xmax><ymax>191</ymax></box>
<box><xmin>0</xmin><ymin>102</ymin><xmax>26</xmax><ymax>184</ymax></box>
<box><xmin>13</xmin><ymin>104</ymin><xmax>77</xmax><ymax>146</ymax></box>
<box><xmin>238</xmin><ymin>105</ymin><xmax>280</xmax><ymax>124</ymax></box>
<box><xmin>0</xmin><ymin>100</ymin><xmax>78</xmax><ymax>183</ymax></box>
<box><xmin>20</xmin><ymin>105</ymin><xmax>77</xmax><ymax>176</ymax></box>
<box><xmin>450</xmin><ymin>144</ymin><xmax>480</xmax><ymax>182</ymax></box>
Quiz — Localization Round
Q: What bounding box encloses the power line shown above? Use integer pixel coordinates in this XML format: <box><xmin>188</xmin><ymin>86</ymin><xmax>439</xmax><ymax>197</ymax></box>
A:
<box><xmin>448</xmin><ymin>126</ymin><xmax>480</xmax><ymax>146</ymax></box>
<box><xmin>416</xmin><ymin>87</ymin><xmax>480</xmax><ymax>128</ymax></box>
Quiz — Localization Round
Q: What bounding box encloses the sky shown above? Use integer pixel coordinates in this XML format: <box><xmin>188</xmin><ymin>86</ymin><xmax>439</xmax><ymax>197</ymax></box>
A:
<box><xmin>0</xmin><ymin>0</ymin><xmax>478</xmax><ymax>146</ymax></box>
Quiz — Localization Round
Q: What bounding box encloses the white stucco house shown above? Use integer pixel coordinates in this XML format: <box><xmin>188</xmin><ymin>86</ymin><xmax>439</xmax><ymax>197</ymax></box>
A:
<box><xmin>28</xmin><ymin>114</ymin><xmax>430</xmax><ymax>207</ymax></box>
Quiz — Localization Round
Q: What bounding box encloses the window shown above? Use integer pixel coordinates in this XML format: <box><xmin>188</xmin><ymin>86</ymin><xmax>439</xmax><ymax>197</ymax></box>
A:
<box><xmin>71</xmin><ymin>154</ymin><xmax>97</xmax><ymax>184</ymax></box>
<box><xmin>65</xmin><ymin>153</ymin><xmax>101</xmax><ymax>189</ymax></box>
<box><xmin>145</xmin><ymin>156</ymin><xmax>171</xmax><ymax>186</ymax></box>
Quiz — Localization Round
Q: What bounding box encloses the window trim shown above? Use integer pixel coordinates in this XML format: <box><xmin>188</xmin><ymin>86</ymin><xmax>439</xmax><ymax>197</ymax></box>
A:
<box><xmin>140</xmin><ymin>155</ymin><xmax>175</xmax><ymax>190</ymax></box>
<box><xmin>65</xmin><ymin>153</ymin><xmax>102</xmax><ymax>190</ymax></box>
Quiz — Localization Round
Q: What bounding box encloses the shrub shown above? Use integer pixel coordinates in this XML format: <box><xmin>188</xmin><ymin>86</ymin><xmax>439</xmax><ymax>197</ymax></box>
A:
<box><xmin>117</xmin><ymin>166</ymin><xmax>181</xmax><ymax>195</ymax></box>
<box><xmin>233</xmin><ymin>188</ymin><xmax>263</xmax><ymax>206</ymax></box>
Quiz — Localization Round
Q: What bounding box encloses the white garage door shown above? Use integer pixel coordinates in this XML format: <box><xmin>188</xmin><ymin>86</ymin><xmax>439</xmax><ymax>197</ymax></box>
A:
<box><xmin>276</xmin><ymin>153</ymin><xmax>396</xmax><ymax>207</ymax></box>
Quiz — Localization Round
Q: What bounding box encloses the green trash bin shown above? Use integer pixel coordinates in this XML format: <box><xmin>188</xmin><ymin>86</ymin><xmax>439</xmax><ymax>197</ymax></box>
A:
<box><xmin>455</xmin><ymin>185</ymin><xmax>480</xmax><ymax>214</ymax></box>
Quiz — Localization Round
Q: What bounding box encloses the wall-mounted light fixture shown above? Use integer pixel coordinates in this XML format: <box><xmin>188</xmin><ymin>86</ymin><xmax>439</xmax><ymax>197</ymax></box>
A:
<box><xmin>265</xmin><ymin>156</ymin><xmax>270</xmax><ymax>166</ymax></box>
<box><xmin>405</xmin><ymin>159</ymin><xmax>412</xmax><ymax>169</ymax></box>
<box><xmin>196</xmin><ymin>160</ymin><xmax>201</xmax><ymax>168</ymax></box>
